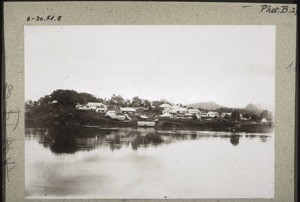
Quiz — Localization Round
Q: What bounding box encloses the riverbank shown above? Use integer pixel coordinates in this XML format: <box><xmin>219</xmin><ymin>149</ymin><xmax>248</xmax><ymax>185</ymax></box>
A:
<box><xmin>25</xmin><ymin>103</ymin><xmax>273</xmax><ymax>133</ymax></box>
<box><xmin>26</xmin><ymin>118</ymin><xmax>273</xmax><ymax>134</ymax></box>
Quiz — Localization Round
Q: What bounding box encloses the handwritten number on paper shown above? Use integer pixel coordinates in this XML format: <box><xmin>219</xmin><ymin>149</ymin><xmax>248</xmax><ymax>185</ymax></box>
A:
<box><xmin>26</xmin><ymin>15</ymin><xmax>63</xmax><ymax>22</ymax></box>
<box><xmin>2</xmin><ymin>82</ymin><xmax>18</xmax><ymax>182</ymax></box>
<box><xmin>4</xmin><ymin>82</ymin><xmax>13</xmax><ymax>99</ymax></box>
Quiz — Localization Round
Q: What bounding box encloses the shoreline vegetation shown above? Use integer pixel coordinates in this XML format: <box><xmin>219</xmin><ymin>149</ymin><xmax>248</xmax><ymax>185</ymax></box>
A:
<box><xmin>25</xmin><ymin>89</ymin><xmax>274</xmax><ymax>133</ymax></box>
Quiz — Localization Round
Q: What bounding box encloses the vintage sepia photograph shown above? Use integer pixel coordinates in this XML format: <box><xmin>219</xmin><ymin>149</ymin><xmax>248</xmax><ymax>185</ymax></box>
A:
<box><xmin>24</xmin><ymin>25</ymin><xmax>275</xmax><ymax>199</ymax></box>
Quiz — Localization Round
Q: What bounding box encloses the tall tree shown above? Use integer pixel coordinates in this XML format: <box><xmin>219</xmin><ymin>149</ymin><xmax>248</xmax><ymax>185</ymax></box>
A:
<box><xmin>231</xmin><ymin>110</ymin><xmax>240</xmax><ymax>121</ymax></box>
<box><xmin>131</xmin><ymin>96</ymin><xmax>143</xmax><ymax>107</ymax></box>
<box><xmin>260</xmin><ymin>110</ymin><xmax>272</xmax><ymax>121</ymax></box>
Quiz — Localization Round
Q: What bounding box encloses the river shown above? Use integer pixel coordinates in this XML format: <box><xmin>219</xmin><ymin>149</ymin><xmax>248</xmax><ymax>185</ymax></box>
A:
<box><xmin>25</xmin><ymin>127</ymin><xmax>274</xmax><ymax>199</ymax></box>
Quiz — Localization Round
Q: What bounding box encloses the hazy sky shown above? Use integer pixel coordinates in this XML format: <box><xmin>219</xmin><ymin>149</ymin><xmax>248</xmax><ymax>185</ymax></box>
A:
<box><xmin>25</xmin><ymin>25</ymin><xmax>275</xmax><ymax>109</ymax></box>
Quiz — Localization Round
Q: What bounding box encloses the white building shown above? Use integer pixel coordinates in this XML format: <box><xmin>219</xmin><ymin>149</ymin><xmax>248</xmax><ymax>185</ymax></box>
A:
<box><xmin>106</xmin><ymin>110</ymin><xmax>116</xmax><ymax>116</ymax></box>
<box><xmin>119</xmin><ymin>107</ymin><xmax>136</xmax><ymax>114</ymax></box>
<box><xmin>261</xmin><ymin>118</ymin><xmax>268</xmax><ymax>123</ymax></box>
<box><xmin>188</xmin><ymin>108</ymin><xmax>200</xmax><ymax>115</ymax></box>
<box><xmin>86</xmin><ymin>102</ymin><xmax>107</xmax><ymax>110</ymax></box>
<box><xmin>207</xmin><ymin>111</ymin><xmax>219</xmax><ymax>117</ymax></box>
<box><xmin>139</xmin><ymin>115</ymin><xmax>149</xmax><ymax>119</ymax></box>
<box><xmin>160</xmin><ymin>112</ymin><xmax>172</xmax><ymax>118</ymax></box>
<box><xmin>96</xmin><ymin>107</ymin><xmax>107</xmax><ymax>113</ymax></box>
<box><xmin>163</xmin><ymin>106</ymin><xmax>188</xmax><ymax>114</ymax></box>
<box><xmin>159</xmin><ymin>103</ymin><xmax>171</xmax><ymax>109</ymax></box>
<box><xmin>75</xmin><ymin>104</ymin><xmax>89</xmax><ymax>110</ymax></box>
<box><xmin>107</xmin><ymin>114</ymin><xmax>126</xmax><ymax>121</ymax></box>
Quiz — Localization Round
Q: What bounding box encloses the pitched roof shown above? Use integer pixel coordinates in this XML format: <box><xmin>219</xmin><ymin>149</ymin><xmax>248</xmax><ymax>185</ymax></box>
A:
<box><xmin>207</xmin><ymin>111</ymin><xmax>219</xmax><ymax>115</ymax></box>
<box><xmin>160</xmin><ymin>103</ymin><xmax>171</xmax><ymax>108</ymax></box>
<box><xmin>120</xmin><ymin>107</ymin><xmax>136</xmax><ymax>112</ymax></box>
<box><xmin>160</xmin><ymin>112</ymin><xmax>172</xmax><ymax>117</ymax></box>
<box><xmin>87</xmin><ymin>102</ymin><xmax>106</xmax><ymax>107</ymax></box>
<box><xmin>188</xmin><ymin>109</ymin><xmax>200</xmax><ymax>113</ymax></box>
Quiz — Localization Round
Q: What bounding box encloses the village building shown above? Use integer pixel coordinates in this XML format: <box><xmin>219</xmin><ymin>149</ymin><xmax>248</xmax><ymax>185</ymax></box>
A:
<box><xmin>75</xmin><ymin>104</ymin><xmax>89</xmax><ymax>110</ymax></box>
<box><xmin>118</xmin><ymin>107</ymin><xmax>136</xmax><ymax>114</ymax></box>
<box><xmin>160</xmin><ymin>112</ymin><xmax>172</xmax><ymax>118</ymax></box>
<box><xmin>139</xmin><ymin>115</ymin><xmax>149</xmax><ymax>119</ymax></box>
<box><xmin>199</xmin><ymin>111</ymin><xmax>208</xmax><ymax>117</ymax></box>
<box><xmin>184</xmin><ymin>113</ymin><xmax>194</xmax><ymax>117</ymax></box>
<box><xmin>75</xmin><ymin>104</ymin><xmax>82</xmax><ymax>108</ymax></box>
<box><xmin>96</xmin><ymin>107</ymin><xmax>107</xmax><ymax>113</ymax></box>
<box><xmin>163</xmin><ymin>106</ymin><xmax>188</xmax><ymax>114</ymax></box>
<box><xmin>106</xmin><ymin>114</ymin><xmax>126</xmax><ymax>121</ymax></box>
<box><xmin>106</xmin><ymin>110</ymin><xmax>116</xmax><ymax>116</ymax></box>
<box><xmin>261</xmin><ymin>118</ymin><xmax>268</xmax><ymax>123</ymax></box>
<box><xmin>188</xmin><ymin>108</ymin><xmax>200</xmax><ymax>115</ymax></box>
<box><xmin>207</xmin><ymin>111</ymin><xmax>219</xmax><ymax>117</ymax></box>
<box><xmin>86</xmin><ymin>102</ymin><xmax>107</xmax><ymax>110</ymax></box>
<box><xmin>159</xmin><ymin>103</ymin><xmax>171</xmax><ymax>109</ymax></box>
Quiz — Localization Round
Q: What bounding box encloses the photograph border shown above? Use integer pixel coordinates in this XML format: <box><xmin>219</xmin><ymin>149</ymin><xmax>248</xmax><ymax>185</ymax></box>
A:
<box><xmin>3</xmin><ymin>1</ymin><xmax>297</xmax><ymax>202</ymax></box>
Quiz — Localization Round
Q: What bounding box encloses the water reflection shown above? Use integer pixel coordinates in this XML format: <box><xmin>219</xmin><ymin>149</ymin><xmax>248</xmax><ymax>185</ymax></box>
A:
<box><xmin>230</xmin><ymin>135</ymin><xmax>240</xmax><ymax>146</ymax></box>
<box><xmin>245</xmin><ymin>134</ymin><xmax>268</xmax><ymax>143</ymax></box>
<box><xmin>25</xmin><ymin>128</ymin><xmax>271</xmax><ymax>154</ymax></box>
<box><xmin>260</xmin><ymin>135</ymin><xmax>268</xmax><ymax>143</ymax></box>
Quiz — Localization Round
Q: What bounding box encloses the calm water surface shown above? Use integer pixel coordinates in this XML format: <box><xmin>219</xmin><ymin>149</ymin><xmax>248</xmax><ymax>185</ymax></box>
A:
<box><xmin>25</xmin><ymin>127</ymin><xmax>274</xmax><ymax>199</ymax></box>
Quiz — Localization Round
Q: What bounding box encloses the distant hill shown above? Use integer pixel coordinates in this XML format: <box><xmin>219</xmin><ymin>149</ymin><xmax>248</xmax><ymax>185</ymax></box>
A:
<box><xmin>186</xmin><ymin>102</ymin><xmax>224</xmax><ymax>110</ymax></box>
<box><xmin>244</xmin><ymin>103</ymin><xmax>262</xmax><ymax>111</ymax></box>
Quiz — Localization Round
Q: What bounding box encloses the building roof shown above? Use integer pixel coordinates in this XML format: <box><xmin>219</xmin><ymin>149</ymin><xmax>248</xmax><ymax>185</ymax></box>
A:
<box><xmin>120</xmin><ymin>107</ymin><xmax>136</xmax><ymax>112</ymax></box>
<box><xmin>140</xmin><ymin>115</ymin><xmax>148</xmax><ymax>119</ymax></box>
<box><xmin>207</xmin><ymin>111</ymin><xmax>219</xmax><ymax>115</ymax></box>
<box><xmin>106</xmin><ymin>110</ymin><xmax>116</xmax><ymax>113</ymax></box>
<box><xmin>86</xmin><ymin>102</ymin><xmax>106</xmax><ymax>107</ymax></box>
<box><xmin>160</xmin><ymin>103</ymin><xmax>171</xmax><ymax>108</ymax></box>
<box><xmin>96</xmin><ymin>107</ymin><xmax>107</xmax><ymax>110</ymax></box>
<box><xmin>160</xmin><ymin>112</ymin><xmax>172</xmax><ymax>117</ymax></box>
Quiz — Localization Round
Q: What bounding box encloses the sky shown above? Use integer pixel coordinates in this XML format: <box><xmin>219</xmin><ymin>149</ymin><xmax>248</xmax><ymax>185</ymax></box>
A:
<box><xmin>25</xmin><ymin>25</ymin><xmax>275</xmax><ymax>109</ymax></box>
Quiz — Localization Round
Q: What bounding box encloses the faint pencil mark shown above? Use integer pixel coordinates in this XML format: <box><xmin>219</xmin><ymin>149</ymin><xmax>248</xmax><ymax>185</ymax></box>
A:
<box><xmin>63</xmin><ymin>75</ymin><xmax>69</xmax><ymax>80</ymax></box>
<box><xmin>285</xmin><ymin>61</ymin><xmax>295</xmax><ymax>73</ymax></box>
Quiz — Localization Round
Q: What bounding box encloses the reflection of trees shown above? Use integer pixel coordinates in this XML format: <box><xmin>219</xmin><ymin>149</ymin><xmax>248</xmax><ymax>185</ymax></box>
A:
<box><xmin>230</xmin><ymin>135</ymin><xmax>240</xmax><ymax>146</ymax></box>
<box><xmin>30</xmin><ymin>127</ymin><xmax>273</xmax><ymax>153</ymax></box>
<box><xmin>131</xmin><ymin>133</ymin><xmax>164</xmax><ymax>150</ymax></box>
<box><xmin>49</xmin><ymin>133</ymin><xmax>77</xmax><ymax>154</ymax></box>
<box><xmin>191</xmin><ymin>133</ymin><xmax>197</xmax><ymax>139</ymax></box>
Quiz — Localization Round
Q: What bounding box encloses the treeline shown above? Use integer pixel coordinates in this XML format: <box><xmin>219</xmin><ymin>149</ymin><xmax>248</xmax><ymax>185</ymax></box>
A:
<box><xmin>216</xmin><ymin>107</ymin><xmax>272</xmax><ymax>122</ymax></box>
<box><xmin>26</xmin><ymin>89</ymin><xmax>103</xmax><ymax>106</ymax></box>
<box><xmin>26</xmin><ymin>89</ymin><xmax>170</xmax><ymax>110</ymax></box>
